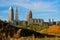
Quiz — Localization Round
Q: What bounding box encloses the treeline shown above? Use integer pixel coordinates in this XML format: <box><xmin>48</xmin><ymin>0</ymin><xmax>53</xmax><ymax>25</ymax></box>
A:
<box><xmin>0</xmin><ymin>20</ymin><xmax>19</xmax><ymax>40</ymax></box>
<box><xmin>17</xmin><ymin>23</ymin><xmax>49</xmax><ymax>32</ymax></box>
<box><xmin>0</xmin><ymin>20</ymin><xmax>59</xmax><ymax>40</ymax></box>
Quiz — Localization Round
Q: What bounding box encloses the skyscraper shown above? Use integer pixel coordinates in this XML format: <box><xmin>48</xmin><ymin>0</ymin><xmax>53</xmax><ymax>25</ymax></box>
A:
<box><xmin>26</xmin><ymin>10</ymin><xmax>32</xmax><ymax>21</ymax></box>
<box><xmin>15</xmin><ymin>7</ymin><xmax>18</xmax><ymax>22</ymax></box>
<box><xmin>8</xmin><ymin>6</ymin><xmax>14</xmax><ymax>23</ymax></box>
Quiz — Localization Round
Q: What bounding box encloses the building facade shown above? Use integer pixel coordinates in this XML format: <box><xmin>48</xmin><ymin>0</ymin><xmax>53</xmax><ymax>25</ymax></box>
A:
<box><xmin>8</xmin><ymin>6</ymin><xmax>14</xmax><ymax>23</ymax></box>
<box><xmin>48</xmin><ymin>18</ymin><xmax>56</xmax><ymax>26</ymax></box>
<box><xmin>49</xmin><ymin>18</ymin><xmax>54</xmax><ymax>25</ymax></box>
<box><xmin>49</xmin><ymin>18</ymin><xmax>54</xmax><ymax>23</ymax></box>
<box><xmin>28</xmin><ymin>18</ymin><xmax>44</xmax><ymax>25</ymax></box>
<box><xmin>15</xmin><ymin>7</ymin><xmax>18</xmax><ymax>22</ymax></box>
<box><xmin>56</xmin><ymin>21</ymin><xmax>60</xmax><ymax>26</ymax></box>
<box><xmin>26</xmin><ymin>10</ymin><xmax>32</xmax><ymax>21</ymax></box>
<box><xmin>26</xmin><ymin>10</ymin><xmax>44</xmax><ymax>25</ymax></box>
<box><xmin>14</xmin><ymin>7</ymin><xmax>19</xmax><ymax>25</ymax></box>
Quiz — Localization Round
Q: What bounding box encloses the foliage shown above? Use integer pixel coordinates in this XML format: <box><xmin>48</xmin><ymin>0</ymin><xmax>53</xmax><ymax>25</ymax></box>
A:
<box><xmin>47</xmin><ymin>25</ymin><xmax>60</xmax><ymax>34</ymax></box>
<box><xmin>17</xmin><ymin>23</ymin><xmax>49</xmax><ymax>32</ymax></box>
<box><xmin>41</xmin><ymin>23</ymin><xmax>49</xmax><ymax>30</ymax></box>
<box><xmin>27</xmin><ymin>23</ymin><xmax>41</xmax><ymax>31</ymax></box>
<box><xmin>17</xmin><ymin>23</ymin><xmax>28</xmax><ymax>29</ymax></box>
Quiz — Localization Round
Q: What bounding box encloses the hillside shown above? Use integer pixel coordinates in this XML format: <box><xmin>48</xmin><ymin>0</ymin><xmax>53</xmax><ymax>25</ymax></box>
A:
<box><xmin>0</xmin><ymin>20</ymin><xmax>60</xmax><ymax>40</ymax></box>
<box><xmin>40</xmin><ymin>25</ymin><xmax>60</xmax><ymax>36</ymax></box>
<box><xmin>0</xmin><ymin>20</ymin><xmax>50</xmax><ymax>40</ymax></box>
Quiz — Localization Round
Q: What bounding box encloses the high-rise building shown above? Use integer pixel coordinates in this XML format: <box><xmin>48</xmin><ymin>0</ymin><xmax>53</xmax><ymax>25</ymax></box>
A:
<box><xmin>8</xmin><ymin>6</ymin><xmax>14</xmax><ymax>23</ymax></box>
<box><xmin>14</xmin><ymin>7</ymin><xmax>19</xmax><ymax>25</ymax></box>
<box><xmin>26</xmin><ymin>10</ymin><xmax>32</xmax><ymax>21</ymax></box>
<box><xmin>15</xmin><ymin>7</ymin><xmax>18</xmax><ymax>22</ymax></box>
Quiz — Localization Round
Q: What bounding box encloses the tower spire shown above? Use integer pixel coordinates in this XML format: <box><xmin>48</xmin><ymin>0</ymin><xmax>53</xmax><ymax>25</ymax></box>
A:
<box><xmin>15</xmin><ymin>6</ymin><xmax>18</xmax><ymax>22</ymax></box>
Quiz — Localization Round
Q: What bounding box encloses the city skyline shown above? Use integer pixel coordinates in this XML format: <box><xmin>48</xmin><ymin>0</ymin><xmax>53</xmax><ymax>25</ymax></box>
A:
<box><xmin>0</xmin><ymin>0</ymin><xmax>60</xmax><ymax>22</ymax></box>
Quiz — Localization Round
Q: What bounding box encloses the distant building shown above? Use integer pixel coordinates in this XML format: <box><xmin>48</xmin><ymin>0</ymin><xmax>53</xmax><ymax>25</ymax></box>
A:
<box><xmin>8</xmin><ymin>6</ymin><xmax>14</xmax><ymax>23</ymax></box>
<box><xmin>26</xmin><ymin>10</ymin><xmax>44</xmax><ymax>25</ymax></box>
<box><xmin>26</xmin><ymin>10</ymin><xmax>32</xmax><ymax>21</ymax></box>
<box><xmin>28</xmin><ymin>18</ymin><xmax>44</xmax><ymax>25</ymax></box>
<box><xmin>15</xmin><ymin>7</ymin><xmax>18</xmax><ymax>22</ymax></box>
<box><xmin>56</xmin><ymin>21</ymin><xmax>60</xmax><ymax>26</ymax></box>
<box><xmin>49</xmin><ymin>18</ymin><xmax>56</xmax><ymax>26</ymax></box>
<box><xmin>15</xmin><ymin>7</ymin><xmax>19</xmax><ymax>25</ymax></box>
<box><xmin>49</xmin><ymin>18</ymin><xmax>54</xmax><ymax>23</ymax></box>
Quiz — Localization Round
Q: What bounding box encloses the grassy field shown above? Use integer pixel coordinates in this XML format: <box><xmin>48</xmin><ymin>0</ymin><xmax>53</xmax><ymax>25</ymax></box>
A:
<box><xmin>6</xmin><ymin>36</ymin><xmax>60</xmax><ymax>40</ymax></box>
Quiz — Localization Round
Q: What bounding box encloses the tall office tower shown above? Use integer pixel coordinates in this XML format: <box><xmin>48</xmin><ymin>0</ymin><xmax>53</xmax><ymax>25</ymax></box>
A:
<box><xmin>8</xmin><ymin>6</ymin><xmax>14</xmax><ymax>23</ymax></box>
<box><xmin>26</xmin><ymin>10</ymin><xmax>32</xmax><ymax>21</ymax></box>
<box><xmin>15</xmin><ymin>7</ymin><xmax>18</xmax><ymax>22</ymax></box>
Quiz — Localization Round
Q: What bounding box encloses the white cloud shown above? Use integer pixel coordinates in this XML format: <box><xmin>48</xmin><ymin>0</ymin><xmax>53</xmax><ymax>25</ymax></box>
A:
<box><xmin>0</xmin><ymin>0</ymin><xmax>60</xmax><ymax>13</ymax></box>
<box><xmin>15</xmin><ymin>1</ymin><xmax>59</xmax><ymax>13</ymax></box>
<box><xmin>15</xmin><ymin>0</ymin><xmax>59</xmax><ymax>10</ymax></box>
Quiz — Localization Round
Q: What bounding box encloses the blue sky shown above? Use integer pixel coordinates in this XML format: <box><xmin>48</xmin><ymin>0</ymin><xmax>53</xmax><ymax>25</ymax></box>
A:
<box><xmin>0</xmin><ymin>0</ymin><xmax>60</xmax><ymax>22</ymax></box>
